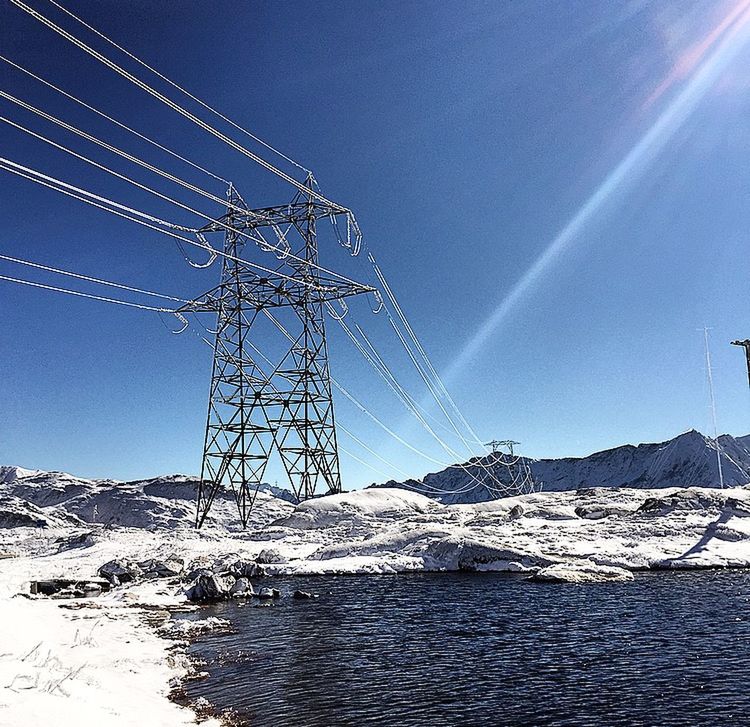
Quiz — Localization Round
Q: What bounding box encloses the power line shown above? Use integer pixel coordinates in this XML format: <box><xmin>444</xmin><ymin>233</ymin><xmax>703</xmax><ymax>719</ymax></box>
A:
<box><xmin>46</xmin><ymin>0</ymin><xmax>312</xmax><ymax>175</ymax></box>
<box><xmin>0</xmin><ymin>112</ymin><xmax>365</xmax><ymax>287</ymax></box>
<box><xmin>337</xmin><ymin>422</ymin><xmax>411</xmax><ymax>479</ymax></box>
<box><xmin>0</xmin><ymin>53</ymin><xmax>229</xmax><ymax>185</ymax></box>
<box><xmin>0</xmin><ymin>89</ymin><xmax>239</xmax><ymax>214</ymax></box>
<box><xmin>369</xmin><ymin>253</ymin><xmax>487</xmax><ymax>449</ymax></box>
<box><xmin>11</xmin><ymin>0</ymin><xmax>344</xmax><ymax>210</ymax></box>
<box><xmin>333</xmin><ymin>312</ymin><xmax>510</xmax><ymax>492</ymax></box>
<box><xmin>0</xmin><ymin>156</ymin><xmax>348</xmax><ymax>291</ymax></box>
<box><xmin>0</xmin><ymin>87</ymin><xmax>347</xmax><ymax>282</ymax></box>
<box><xmin>0</xmin><ymin>272</ymin><xmax>174</xmax><ymax>312</ymax></box>
<box><xmin>0</xmin><ymin>252</ymin><xmax>189</xmax><ymax>302</ymax></box>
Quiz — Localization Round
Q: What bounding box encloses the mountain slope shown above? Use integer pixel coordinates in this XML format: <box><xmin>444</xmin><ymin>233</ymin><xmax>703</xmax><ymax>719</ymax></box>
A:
<box><xmin>0</xmin><ymin>466</ymin><xmax>294</xmax><ymax>531</ymax></box>
<box><xmin>379</xmin><ymin>430</ymin><xmax>750</xmax><ymax>505</ymax></box>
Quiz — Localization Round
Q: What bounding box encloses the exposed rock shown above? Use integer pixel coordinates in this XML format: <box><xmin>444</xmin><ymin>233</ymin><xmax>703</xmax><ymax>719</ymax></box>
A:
<box><xmin>229</xmin><ymin>577</ymin><xmax>254</xmax><ymax>598</ymax></box>
<box><xmin>137</xmin><ymin>556</ymin><xmax>184</xmax><ymax>578</ymax></box>
<box><xmin>30</xmin><ymin>578</ymin><xmax>110</xmax><ymax>597</ymax></box>
<box><xmin>98</xmin><ymin>559</ymin><xmax>143</xmax><ymax>586</ymax></box>
<box><xmin>257</xmin><ymin>587</ymin><xmax>280</xmax><ymax>599</ymax></box>
<box><xmin>185</xmin><ymin>567</ymin><xmax>213</xmax><ymax>582</ymax></box>
<box><xmin>55</xmin><ymin>531</ymin><xmax>96</xmax><ymax>552</ymax></box>
<box><xmin>228</xmin><ymin>559</ymin><xmax>266</xmax><ymax>578</ymax></box>
<box><xmin>185</xmin><ymin>573</ymin><xmax>236</xmax><ymax>602</ymax></box>
<box><xmin>422</xmin><ymin>537</ymin><xmax>555</xmax><ymax>572</ymax></box>
<box><xmin>637</xmin><ymin>489</ymin><xmax>726</xmax><ymax>515</ymax></box>
<box><xmin>292</xmin><ymin>590</ymin><xmax>317</xmax><ymax>599</ymax></box>
<box><xmin>0</xmin><ymin>507</ymin><xmax>47</xmax><ymax>529</ymax></box>
<box><xmin>256</xmin><ymin>548</ymin><xmax>288</xmax><ymax>565</ymax></box>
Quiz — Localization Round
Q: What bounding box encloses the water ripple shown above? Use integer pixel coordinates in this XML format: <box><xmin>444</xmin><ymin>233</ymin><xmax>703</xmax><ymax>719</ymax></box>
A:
<box><xmin>181</xmin><ymin>570</ymin><xmax>750</xmax><ymax>726</ymax></box>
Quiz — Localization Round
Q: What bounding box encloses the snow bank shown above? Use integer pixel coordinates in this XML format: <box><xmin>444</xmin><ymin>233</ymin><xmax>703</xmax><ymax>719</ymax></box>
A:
<box><xmin>274</xmin><ymin>488</ymin><xmax>439</xmax><ymax>529</ymax></box>
<box><xmin>530</xmin><ymin>561</ymin><xmax>635</xmax><ymax>583</ymax></box>
<box><xmin>0</xmin><ymin>595</ymin><xmax>222</xmax><ymax>727</ymax></box>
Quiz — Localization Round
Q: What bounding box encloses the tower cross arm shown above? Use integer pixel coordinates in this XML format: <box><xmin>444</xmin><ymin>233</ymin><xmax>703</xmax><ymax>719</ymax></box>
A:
<box><xmin>177</xmin><ymin>273</ymin><xmax>376</xmax><ymax>314</ymax></box>
<box><xmin>199</xmin><ymin>201</ymin><xmax>350</xmax><ymax>233</ymax></box>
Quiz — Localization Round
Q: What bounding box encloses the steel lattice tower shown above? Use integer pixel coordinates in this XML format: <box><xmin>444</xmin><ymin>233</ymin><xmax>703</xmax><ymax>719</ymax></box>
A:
<box><xmin>181</xmin><ymin>179</ymin><xmax>373</xmax><ymax>528</ymax></box>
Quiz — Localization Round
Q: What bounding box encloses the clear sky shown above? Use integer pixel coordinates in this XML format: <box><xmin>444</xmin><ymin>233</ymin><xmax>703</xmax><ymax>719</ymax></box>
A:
<box><xmin>2</xmin><ymin>0</ymin><xmax>750</xmax><ymax>488</ymax></box>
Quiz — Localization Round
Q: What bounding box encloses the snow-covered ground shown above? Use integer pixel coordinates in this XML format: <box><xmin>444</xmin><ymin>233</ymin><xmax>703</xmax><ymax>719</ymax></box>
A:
<box><xmin>3</xmin><ymin>465</ymin><xmax>750</xmax><ymax>725</ymax></box>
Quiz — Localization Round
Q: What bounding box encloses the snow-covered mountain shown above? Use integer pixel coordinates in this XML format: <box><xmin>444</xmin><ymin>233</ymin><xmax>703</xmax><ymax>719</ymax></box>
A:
<box><xmin>0</xmin><ymin>466</ymin><xmax>293</xmax><ymax>531</ymax></box>
<box><xmin>379</xmin><ymin>430</ymin><xmax>750</xmax><ymax>505</ymax></box>
<box><xmin>4</xmin><ymin>430</ymin><xmax>750</xmax><ymax>526</ymax></box>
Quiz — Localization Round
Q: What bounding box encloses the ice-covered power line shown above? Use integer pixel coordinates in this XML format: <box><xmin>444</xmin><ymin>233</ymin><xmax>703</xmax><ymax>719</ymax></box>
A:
<box><xmin>0</xmin><ymin>89</ymin><xmax>239</xmax><ymax>208</ymax></box>
<box><xmin>332</xmin><ymin>310</ymin><xmax>509</xmax><ymax>491</ymax></box>
<box><xmin>0</xmin><ymin>115</ymin><xmax>362</xmax><ymax>286</ymax></box>
<box><xmin>337</xmin><ymin>422</ymin><xmax>411</xmax><ymax>480</ymax></box>
<box><xmin>0</xmin><ymin>54</ymin><xmax>229</xmax><ymax>185</ymax></box>
<box><xmin>0</xmin><ymin>158</ymin><xmax>327</xmax><ymax>290</ymax></box>
<box><xmin>338</xmin><ymin>444</ymin><xmax>390</xmax><ymax>480</ymax></box>
<box><xmin>333</xmin><ymin>308</ymin><xmax>466</xmax><ymax>460</ymax></box>
<box><xmin>354</xmin><ymin>321</ymin><xmax>463</xmax><ymax>442</ymax></box>
<box><xmin>10</xmin><ymin>0</ymin><xmax>343</xmax><ymax>209</ymax></box>
<box><xmin>46</xmin><ymin>0</ymin><xmax>312</xmax><ymax>175</ymax></box>
<box><xmin>0</xmin><ymin>252</ymin><xmax>189</xmax><ymax>303</ymax></box>
<box><xmin>369</xmin><ymin>252</ymin><xmax>487</xmax><ymax>450</ymax></box>
<box><xmin>0</xmin><ymin>272</ymin><xmax>175</xmax><ymax>312</ymax></box>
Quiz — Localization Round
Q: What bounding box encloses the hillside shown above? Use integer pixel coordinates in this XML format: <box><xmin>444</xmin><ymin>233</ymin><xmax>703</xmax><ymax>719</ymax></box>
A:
<box><xmin>379</xmin><ymin>430</ymin><xmax>750</xmax><ymax>505</ymax></box>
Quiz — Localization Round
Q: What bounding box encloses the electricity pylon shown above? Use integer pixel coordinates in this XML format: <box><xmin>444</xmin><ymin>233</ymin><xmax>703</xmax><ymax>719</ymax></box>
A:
<box><xmin>485</xmin><ymin>439</ymin><xmax>537</xmax><ymax>494</ymax></box>
<box><xmin>731</xmin><ymin>339</ymin><xmax>750</xmax><ymax>388</ymax></box>
<box><xmin>181</xmin><ymin>178</ymin><xmax>374</xmax><ymax>528</ymax></box>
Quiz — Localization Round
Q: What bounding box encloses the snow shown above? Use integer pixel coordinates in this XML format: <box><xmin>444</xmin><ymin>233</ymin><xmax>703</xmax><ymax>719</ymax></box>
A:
<box><xmin>381</xmin><ymin>429</ymin><xmax>750</xmax><ymax>504</ymax></box>
<box><xmin>3</xmin><ymin>465</ymin><xmax>750</xmax><ymax>724</ymax></box>
<box><xmin>531</xmin><ymin>561</ymin><xmax>635</xmax><ymax>583</ymax></box>
<box><xmin>0</xmin><ymin>590</ymin><xmax>222</xmax><ymax>727</ymax></box>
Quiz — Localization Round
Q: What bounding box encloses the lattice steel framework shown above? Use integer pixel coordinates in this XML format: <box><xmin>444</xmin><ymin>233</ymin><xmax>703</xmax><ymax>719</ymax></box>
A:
<box><xmin>731</xmin><ymin>339</ymin><xmax>750</xmax><ymax>388</ymax></box>
<box><xmin>182</xmin><ymin>180</ymin><xmax>373</xmax><ymax>527</ymax></box>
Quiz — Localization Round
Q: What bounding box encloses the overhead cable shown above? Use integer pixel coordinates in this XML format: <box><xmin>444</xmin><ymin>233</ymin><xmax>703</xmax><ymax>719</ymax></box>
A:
<box><xmin>11</xmin><ymin>0</ymin><xmax>344</xmax><ymax>210</ymax></box>
<box><xmin>0</xmin><ymin>113</ymin><xmax>364</xmax><ymax>287</ymax></box>
<box><xmin>0</xmin><ymin>53</ymin><xmax>229</xmax><ymax>184</ymax></box>
<box><xmin>0</xmin><ymin>272</ymin><xmax>174</xmax><ymax>311</ymax></box>
<box><xmin>47</xmin><ymin>0</ymin><xmax>312</xmax><ymax>175</ymax></box>
<box><xmin>0</xmin><ymin>252</ymin><xmax>189</xmax><ymax>302</ymax></box>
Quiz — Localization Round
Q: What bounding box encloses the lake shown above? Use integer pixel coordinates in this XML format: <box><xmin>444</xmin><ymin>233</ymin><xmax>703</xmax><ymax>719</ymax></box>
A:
<box><xmin>179</xmin><ymin>570</ymin><xmax>750</xmax><ymax>726</ymax></box>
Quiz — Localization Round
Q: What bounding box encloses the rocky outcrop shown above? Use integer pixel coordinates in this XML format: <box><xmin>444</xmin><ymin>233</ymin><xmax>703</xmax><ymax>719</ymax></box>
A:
<box><xmin>98</xmin><ymin>559</ymin><xmax>143</xmax><ymax>586</ymax></box>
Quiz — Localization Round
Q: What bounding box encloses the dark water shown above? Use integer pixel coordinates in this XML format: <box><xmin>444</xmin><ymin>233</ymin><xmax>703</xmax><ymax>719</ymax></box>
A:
<box><xmin>180</xmin><ymin>571</ymin><xmax>750</xmax><ymax>726</ymax></box>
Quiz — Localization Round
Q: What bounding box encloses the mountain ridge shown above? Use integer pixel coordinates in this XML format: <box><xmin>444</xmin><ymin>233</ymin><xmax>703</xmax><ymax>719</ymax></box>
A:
<box><xmin>377</xmin><ymin>429</ymin><xmax>750</xmax><ymax>505</ymax></box>
<box><xmin>4</xmin><ymin>429</ymin><xmax>750</xmax><ymax>522</ymax></box>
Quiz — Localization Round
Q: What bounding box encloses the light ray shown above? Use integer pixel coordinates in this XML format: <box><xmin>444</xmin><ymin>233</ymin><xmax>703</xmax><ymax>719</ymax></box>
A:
<box><xmin>443</xmin><ymin>0</ymin><xmax>750</xmax><ymax>386</ymax></box>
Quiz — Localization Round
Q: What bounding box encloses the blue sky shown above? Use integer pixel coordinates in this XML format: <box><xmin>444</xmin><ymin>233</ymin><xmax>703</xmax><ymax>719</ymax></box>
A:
<box><xmin>2</xmin><ymin>0</ymin><xmax>750</xmax><ymax>487</ymax></box>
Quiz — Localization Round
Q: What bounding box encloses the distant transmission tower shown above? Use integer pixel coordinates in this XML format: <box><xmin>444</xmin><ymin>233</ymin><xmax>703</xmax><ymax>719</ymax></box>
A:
<box><xmin>731</xmin><ymin>339</ymin><xmax>750</xmax><ymax>388</ymax></box>
<box><xmin>181</xmin><ymin>178</ymin><xmax>374</xmax><ymax>527</ymax></box>
<box><xmin>485</xmin><ymin>439</ymin><xmax>538</xmax><ymax>493</ymax></box>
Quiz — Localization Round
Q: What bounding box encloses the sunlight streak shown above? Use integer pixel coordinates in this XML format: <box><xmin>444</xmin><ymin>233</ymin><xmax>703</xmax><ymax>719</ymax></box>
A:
<box><xmin>444</xmin><ymin>0</ymin><xmax>750</xmax><ymax>385</ymax></box>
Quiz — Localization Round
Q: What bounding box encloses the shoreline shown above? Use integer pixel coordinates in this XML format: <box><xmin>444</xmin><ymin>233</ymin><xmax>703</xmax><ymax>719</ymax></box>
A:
<box><xmin>3</xmin><ymin>483</ymin><xmax>750</xmax><ymax>723</ymax></box>
<box><xmin>3</xmin><ymin>544</ymin><xmax>750</xmax><ymax>726</ymax></box>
